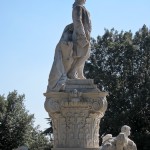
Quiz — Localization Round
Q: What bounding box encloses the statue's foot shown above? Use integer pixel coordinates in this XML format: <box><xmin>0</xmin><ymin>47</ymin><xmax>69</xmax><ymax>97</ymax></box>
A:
<box><xmin>77</xmin><ymin>72</ymin><xmax>86</xmax><ymax>79</ymax></box>
<box><xmin>78</xmin><ymin>75</ymin><xmax>86</xmax><ymax>79</ymax></box>
<box><xmin>68</xmin><ymin>72</ymin><xmax>79</xmax><ymax>79</ymax></box>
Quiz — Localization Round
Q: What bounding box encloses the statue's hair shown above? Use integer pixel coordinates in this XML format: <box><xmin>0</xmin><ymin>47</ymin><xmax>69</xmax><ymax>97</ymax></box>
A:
<box><xmin>73</xmin><ymin>0</ymin><xmax>85</xmax><ymax>8</ymax></box>
<box><xmin>75</xmin><ymin>0</ymin><xmax>85</xmax><ymax>4</ymax></box>
<box><xmin>121</xmin><ymin>125</ymin><xmax>131</xmax><ymax>133</ymax></box>
<box><xmin>75</xmin><ymin>0</ymin><xmax>83</xmax><ymax>3</ymax></box>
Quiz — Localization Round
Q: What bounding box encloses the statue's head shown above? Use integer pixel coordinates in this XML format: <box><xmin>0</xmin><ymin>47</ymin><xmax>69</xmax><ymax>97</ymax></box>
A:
<box><xmin>121</xmin><ymin>125</ymin><xmax>131</xmax><ymax>137</ymax></box>
<box><xmin>74</xmin><ymin>0</ymin><xmax>86</xmax><ymax>5</ymax></box>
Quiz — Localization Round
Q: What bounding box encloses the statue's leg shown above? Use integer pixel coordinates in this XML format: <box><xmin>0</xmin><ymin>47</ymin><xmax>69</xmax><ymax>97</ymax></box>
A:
<box><xmin>68</xmin><ymin>56</ymin><xmax>87</xmax><ymax>79</ymax></box>
<box><xmin>67</xmin><ymin>59</ymin><xmax>78</xmax><ymax>79</ymax></box>
<box><xmin>77</xmin><ymin>52</ymin><xmax>90</xmax><ymax>79</ymax></box>
<box><xmin>77</xmin><ymin>60</ymin><xmax>86</xmax><ymax>79</ymax></box>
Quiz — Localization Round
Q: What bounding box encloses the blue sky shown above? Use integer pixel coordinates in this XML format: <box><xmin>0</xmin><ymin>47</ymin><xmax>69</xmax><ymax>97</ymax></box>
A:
<box><xmin>0</xmin><ymin>0</ymin><xmax>150</xmax><ymax>130</ymax></box>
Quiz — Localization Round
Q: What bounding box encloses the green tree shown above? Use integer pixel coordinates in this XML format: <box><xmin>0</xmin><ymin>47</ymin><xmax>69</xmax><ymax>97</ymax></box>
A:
<box><xmin>0</xmin><ymin>91</ymin><xmax>51</xmax><ymax>150</ymax></box>
<box><xmin>42</xmin><ymin>118</ymin><xmax>53</xmax><ymax>141</ymax></box>
<box><xmin>85</xmin><ymin>25</ymin><xmax>150</xmax><ymax>150</ymax></box>
<box><xmin>29</xmin><ymin>126</ymin><xmax>52</xmax><ymax>150</ymax></box>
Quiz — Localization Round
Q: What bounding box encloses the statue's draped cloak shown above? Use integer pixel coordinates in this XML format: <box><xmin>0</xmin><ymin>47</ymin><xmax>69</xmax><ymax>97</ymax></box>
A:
<box><xmin>47</xmin><ymin>24</ymin><xmax>73</xmax><ymax>92</ymax></box>
<box><xmin>47</xmin><ymin>43</ymin><xmax>67</xmax><ymax>92</ymax></box>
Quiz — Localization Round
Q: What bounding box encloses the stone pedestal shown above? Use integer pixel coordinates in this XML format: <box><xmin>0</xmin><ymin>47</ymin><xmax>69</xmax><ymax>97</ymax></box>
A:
<box><xmin>44</xmin><ymin>79</ymin><xmax>108</xmax><ymax>150</ymax></box>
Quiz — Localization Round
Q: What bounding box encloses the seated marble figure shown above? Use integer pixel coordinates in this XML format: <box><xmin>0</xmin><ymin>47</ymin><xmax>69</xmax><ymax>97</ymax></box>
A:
<box><xmin>100</xmin><ymin>125</ymin><xmax>137</xmax><ymax>150</ymax></box>
<box><xmin>46</xmin><ymin>24</ymin><xmax>74</xmax><ymax>92</ymax></box>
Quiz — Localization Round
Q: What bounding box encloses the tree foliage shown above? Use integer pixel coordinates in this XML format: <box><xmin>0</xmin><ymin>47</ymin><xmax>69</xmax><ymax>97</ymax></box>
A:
<box><xmin>85</xmin><ymin>25</ymin><xmax>150</xmax><ymax>150</ymax></box>
<box><xmin>0</xmin><ymin>91</ymin><xmax>51</xmax><ymax>150</ymax></box>
<box><xmin>42</xmin><ymin>118</ymin><xmax>53</xmax><ymax>141</ymax></box>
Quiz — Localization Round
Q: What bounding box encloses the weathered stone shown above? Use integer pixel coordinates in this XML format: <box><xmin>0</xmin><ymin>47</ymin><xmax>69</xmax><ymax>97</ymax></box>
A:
<box><xmin>65</xmin><ymin>79</ymin><xmax>100</xmax><ymax>92</ymax></box>
<box><xmin>44</xmin><ymin>79</ymin><xmax>108</xmax><ymax>149</ymax></box>
<box><xmin>100</xmin><ymin>125</ymin><xmax>137</xmax><ymax>150</ymax></box>
<box><xmin>44</xmin><ymin>0</ymin><xmax>137</xmax><ymax>150</ymax></box>
<box><xmin>46</xmin><ymin>0</ymin><xmax>92</xmax><ymax>92</ymax></box>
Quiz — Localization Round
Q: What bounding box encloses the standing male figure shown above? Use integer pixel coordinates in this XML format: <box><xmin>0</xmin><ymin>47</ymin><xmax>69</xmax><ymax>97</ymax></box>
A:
<box><xmin>68</xmin><ymin>0</ymin><xmax>92</xmax><ymax>79</ymax></box>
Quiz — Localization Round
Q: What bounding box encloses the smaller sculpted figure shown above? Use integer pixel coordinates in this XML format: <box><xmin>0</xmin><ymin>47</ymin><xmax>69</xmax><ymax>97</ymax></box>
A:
<box><xmin>100</xmin><ymin>125</ymin><xmax>137</xmax><ymax>150</ymax></box>
<box><xmin>46</xmin><ymin>0</ymin><xmax>91</xmax><ymax>92</ymax></box>
<box><xmin>121</xmin><ymin>125</ymin><xmax>137</xmax><ymax>150</ymax></box>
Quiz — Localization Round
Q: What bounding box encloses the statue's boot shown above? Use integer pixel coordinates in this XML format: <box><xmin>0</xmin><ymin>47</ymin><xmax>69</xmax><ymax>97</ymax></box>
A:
<box><xmin>77</xmin><ymin>63</ymin><xmax>86</xmax><ymax>79</ymax></box>
<box><xmin>68</xmin><ymin>56</ymin><xmax>87</xmax><ymax>79</ymax></box>
<box><xmin>68</xmin><ymin>71</ymin><xmax>79</xmax><ymax>79</ymax></box>
<box><xmin>67</xmin><ymin>59</ymin><xmax>78</xmax><ymax>79</ymax></box>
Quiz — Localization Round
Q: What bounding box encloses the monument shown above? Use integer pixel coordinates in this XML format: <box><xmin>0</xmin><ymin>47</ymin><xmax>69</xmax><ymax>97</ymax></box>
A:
<box><xmin>44</xmin><ymin>0</ymin><xmax>137</xmax><ymax>150</ymax></box>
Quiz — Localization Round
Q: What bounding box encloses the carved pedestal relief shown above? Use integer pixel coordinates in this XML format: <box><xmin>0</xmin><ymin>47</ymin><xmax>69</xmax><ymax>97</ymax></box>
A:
<box><xmin>44</xmin><ymin>79</ymin><xmax>108</xmax><ymax>149</ymax></box>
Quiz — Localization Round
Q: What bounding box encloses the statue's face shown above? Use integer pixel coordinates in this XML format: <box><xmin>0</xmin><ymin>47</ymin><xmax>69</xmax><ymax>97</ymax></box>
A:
<box><xmin>126</xmin><ymin>129</ymin><xmax>131</xmax><ymax>136</ymax></box>
<box><xmin>122</xmin><ymin>128</ymin><xmax>130</xmax><ymax>137</ymax></box>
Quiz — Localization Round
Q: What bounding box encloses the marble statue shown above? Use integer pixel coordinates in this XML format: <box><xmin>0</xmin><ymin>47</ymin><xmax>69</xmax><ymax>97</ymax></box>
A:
<box><xmin>46</xmin><ymin>0</ymin><xmax>91</xmax><ymax>92</ymax></box>
<box><xmin>44</xmin><ymin>1</ymin><xmax>138</xmax><ymax>150</ymax></box>
<box><xmin>100</xmin><ymin>125</ymin><xmax>137</xmax><ymax>150</ymax></box>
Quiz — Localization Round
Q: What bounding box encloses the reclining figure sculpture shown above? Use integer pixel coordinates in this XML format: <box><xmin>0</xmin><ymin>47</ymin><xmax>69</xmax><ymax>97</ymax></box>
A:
<box><xmin>100</xmin><ymin>125</ymin><xmax>137</xmax><ymax>150</ymax></box>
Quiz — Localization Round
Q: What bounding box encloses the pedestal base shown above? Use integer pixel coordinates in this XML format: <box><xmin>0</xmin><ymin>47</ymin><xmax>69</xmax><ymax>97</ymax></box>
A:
<box><xmin>44</xmin><ymin>79</ymin><xmax>108</xmax><ymax>149</ymax></box>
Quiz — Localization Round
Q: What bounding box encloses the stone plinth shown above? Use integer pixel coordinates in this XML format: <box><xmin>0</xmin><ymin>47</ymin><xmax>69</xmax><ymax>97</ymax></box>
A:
<box><xmin>44</xmin><ymin>79</ymin><xmax>108</xmax><ymax>150</ymax></box>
